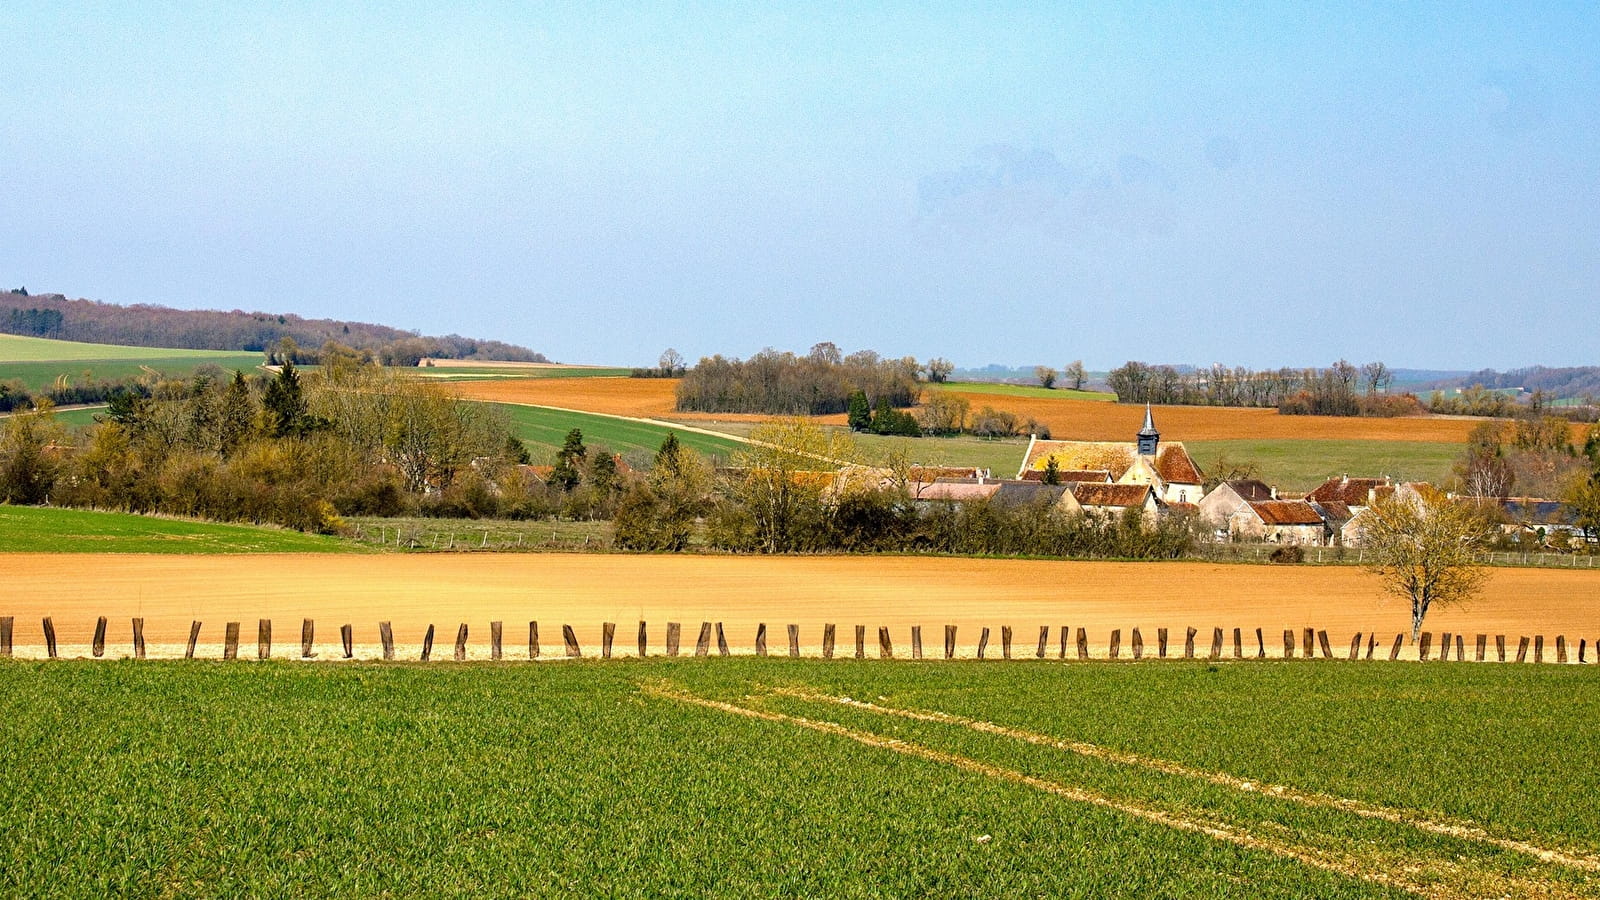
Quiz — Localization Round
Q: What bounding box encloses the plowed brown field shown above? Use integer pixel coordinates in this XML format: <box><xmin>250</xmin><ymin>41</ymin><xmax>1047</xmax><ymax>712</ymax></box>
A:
<box><xmin>453</xmin><ymin>376</ymin><xmax>1508</xmax><ymax>443</ymax></box>
<box><xmin>6</xmin><ymin>553</ymin><xmax>1598</xmax><ymax>660</ymax></box>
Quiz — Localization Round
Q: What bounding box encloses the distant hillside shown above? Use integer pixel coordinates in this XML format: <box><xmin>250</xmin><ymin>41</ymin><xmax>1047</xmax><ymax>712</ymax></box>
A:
<box><xmin>1421</xmin><ymin>366</ymin><xmax>1600</xmax><ymax>400</ymax></box>
<box><xmin>0</xmin><ymin>289</ymin><xmax>547</xmax><ymax>364</ymax></box>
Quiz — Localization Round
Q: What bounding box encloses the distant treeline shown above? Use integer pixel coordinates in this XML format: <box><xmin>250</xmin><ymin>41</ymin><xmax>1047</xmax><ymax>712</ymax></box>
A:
<box><xmin>676</xmin><ymin>345</ymin><xmax>921</xmax><ymax>415</ymax></box>
<box><xmin>1434</xmin><ymin>366</ymin><xmax>1600</xmax><ymax>401</ymax></box>
<box><xmin>0</xmin><ymin>376</ymin><xmax>152</xmax><ymax>414</ymax></box>
<box><xmin>1107</xmin><ymin>360</ymin><xmax>1423</xmax><ymax>417</ymax></box>
<box><xmin>0</xmin><ymin>291</ymin><xmax>547</xmax><ymax>364</ymax></box>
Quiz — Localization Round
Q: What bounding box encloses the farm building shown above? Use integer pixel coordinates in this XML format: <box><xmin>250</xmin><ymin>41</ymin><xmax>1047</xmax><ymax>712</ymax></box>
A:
<box><xmin>1226</xmin><ymin>499</ymin><xmax>1329</xmax><ymax>545</ymax></box>
<box><xmin>1061</xmin><ymin>482</ymin><xmax>1160</xmax><ymax>523</ymax></box>
<box><xmin>1306</xmin><ymin>475</ymin><xmax>1394</xmax><ymax>512</ymax></box>
<box><xmin>1018</xmin><ymin>405</ymin><xmax>1204</xmax><ymax>504</ymax></box>
<box><xmin>1197</xmin><ymin>479</ymin><xmax>1276</xmax><ymax>530</ymax></box>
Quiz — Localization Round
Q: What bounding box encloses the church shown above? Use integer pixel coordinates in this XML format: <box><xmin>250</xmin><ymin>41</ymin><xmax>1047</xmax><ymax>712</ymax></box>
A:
<box><xmin>1016</xmin><ymin>405</ymin><xmax>1205</xmax><ymax>506</ymax></box>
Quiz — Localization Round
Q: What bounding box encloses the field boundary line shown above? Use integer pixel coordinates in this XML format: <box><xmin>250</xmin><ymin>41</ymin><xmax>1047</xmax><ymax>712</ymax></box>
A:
<box><xmin>775</xmin><ymin>687</ymin><xmax>1600</xmax><ymax>874</ymax></box>
<box><xmin>641</xmin><ymin>682</ymin><xmax>1569</xmax><ymax>900</ymax></box>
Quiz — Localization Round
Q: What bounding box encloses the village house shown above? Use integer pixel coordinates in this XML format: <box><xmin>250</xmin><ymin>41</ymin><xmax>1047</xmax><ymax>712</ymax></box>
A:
<box><xmin>1197</xmin><ymin>479</ymin><xmax>1276</xmax><ymax>534</ymax></box>
<box><xmin>1225</xmin><ymin>498</ymin><xmax>1329</xmax><ymax>545</ymax></box>
<box><xmin>1061</xmin><ymin>481</ymin><xmax>1160</xmax><ymax>523</ymax></box>
<box><xmin>1017</xmin><ymin>405</ymin><xmax>1204</xmax><ymax>504</ymax></box>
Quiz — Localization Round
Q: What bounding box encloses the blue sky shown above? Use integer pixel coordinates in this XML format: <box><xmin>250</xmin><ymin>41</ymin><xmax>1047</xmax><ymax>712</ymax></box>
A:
<box><xmin>3</xmin><ymin>2</ymin><xmax>1596</xmax><ymax>369</ymax></box>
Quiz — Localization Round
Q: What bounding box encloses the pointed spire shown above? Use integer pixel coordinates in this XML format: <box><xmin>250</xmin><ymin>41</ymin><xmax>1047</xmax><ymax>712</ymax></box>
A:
<box><xmin>1136</xmin><ymin>402</ymin><xmax>1159</xmax><ymax>455</ymax></box>
<box><xmin>1139</xmin><ymin>402</ymin><xmax>1156</xmax><ymax>436</ymax></box>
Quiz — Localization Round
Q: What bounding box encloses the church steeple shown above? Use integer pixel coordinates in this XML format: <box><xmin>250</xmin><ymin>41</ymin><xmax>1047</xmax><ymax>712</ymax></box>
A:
<box><xmin>1136</xmin><ymin>403</ymin><xmax>1160</xmax><ymax>456</ymax></box>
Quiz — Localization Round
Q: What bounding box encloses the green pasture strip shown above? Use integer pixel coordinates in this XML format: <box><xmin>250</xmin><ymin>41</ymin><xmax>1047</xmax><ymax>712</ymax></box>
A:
<box><xmin>941</xmin><ymin>381</ymin><xmax>1118</xmax><ymax>401</ymax></box>
<box><xmin>3</xmin><ymin>661</ymin><xmax>1596</xmax><ymax>897</ymax></box>
<box><xmin>493</xmin><ymin>403</ymin><xmax>743</xmax><ymax>465</ymax></box>
<box><xmin>0</xmin><ymin>356</ymin><xmax>263</xmax><ymax>392</ymax></box>
<box><xmin>0</xmin><ymin>333</ymin><xmax>261</xmax><ymax>362</ymax></box>
<box><xmin>664</xmin><ymin>419</ymin><xmax>1030</xmax><ymax>473</ymax></box>
<box><xmin>0</xmin><ymin>405</ymin><xmax>104</xmax><ymax>426</ymax></box>
<box><xmin>1186</xmin><ymin>439</ymin><xmax>1460</xmax><ymax>491</ymax></box>
<box><xmin>0</xmin><ymin>505</ymin><xmax>363</xmax><ymax>554</ymax></box>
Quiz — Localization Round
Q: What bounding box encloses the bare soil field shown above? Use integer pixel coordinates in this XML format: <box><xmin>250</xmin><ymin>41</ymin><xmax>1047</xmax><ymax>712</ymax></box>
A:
<box><xmin>454</xmin><ymin>376</ymin><xmax>1518</xmax><ymax>443</ymax></box>
<box><xmin>5</xmin><ymin>553</ymin><xmax>1597</xmax><ymax>661</ymax></box>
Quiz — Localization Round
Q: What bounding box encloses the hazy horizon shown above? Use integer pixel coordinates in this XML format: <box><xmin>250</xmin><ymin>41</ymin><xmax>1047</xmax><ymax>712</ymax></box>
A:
<box><xmin>4</xmin><ymin>3</ymin><xmax>1596</xmax><ymax>370</ymax></box>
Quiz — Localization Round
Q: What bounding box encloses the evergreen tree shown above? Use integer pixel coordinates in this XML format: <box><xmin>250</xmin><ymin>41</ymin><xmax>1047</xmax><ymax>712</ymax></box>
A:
<box><xmin>870</xmin><ymin>395</ymin><xmax>894</xmax><ymax>434</ymax></box>
<box><xmin>550</xmin><ymin>428</ymin><xmax>586</xmax><ymax>490</ymax></box>
<box><xmin>218</xmin><ymin>371</ymin><xmax>257</xmax><ymax>456</ymax></box>
<box><xmin>846</xmin><ymin>390</ymin><xmax>871</xmax><ymax>431</ymax></box>
<box><xmin>655</xmin><ymin>432</ymin><xmax>683</xmax><ymax>474</ymax></box>
<box><xmin>1042</xmin><ymin>456</ymin><xmax>1061</xmax><ymax>485</ymax></box>
<box><xmin>262</xmin><ymin>360</ymin><xmax>310</xmax><ymax>438</ymax></box>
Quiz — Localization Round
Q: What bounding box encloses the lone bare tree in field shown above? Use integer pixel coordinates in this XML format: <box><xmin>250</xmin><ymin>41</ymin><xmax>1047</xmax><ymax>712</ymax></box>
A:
<box><xmin>1035</xmin><ymin>366</ymin><xmax>1057</xmax><ymax>389</ymax></box>
<box><xmin>1358</xmin><ymin>488</ymin><xmax>1494</xmax><ymax>640</ymax></box>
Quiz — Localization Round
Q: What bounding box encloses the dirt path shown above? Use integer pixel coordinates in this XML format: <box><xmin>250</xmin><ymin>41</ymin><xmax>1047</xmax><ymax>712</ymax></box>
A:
<box><xmin>3</xmin><ymin>553</ymin><xmax>1598</xmax><ymax>660</ymax></box>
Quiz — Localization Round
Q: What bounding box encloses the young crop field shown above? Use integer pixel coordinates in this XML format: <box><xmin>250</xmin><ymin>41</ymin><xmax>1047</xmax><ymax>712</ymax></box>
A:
<box><xmin>1</xmin><ymin>659</ymin><xmax>1596</xmax><ymax>897</ymax></box>
<box><xmin>1186</xmin><ymin>439</ymin><xmax>1462</xmax><ymax>490</ymax></box>
<box><xmin>0</xmin><ymin>506</ymin><xmax>362</xmax><ymax>554</ymax></box>
<box><xmin>0</xmin><ymin>333</ymin><xmax>260</xmax><ymax>362</ymax></box>
<box><xmin>493</xmin><ymin>402</ymin><xmax>744</xmax><ymax>464</ymax></box>
<box><xmin>940</xmin><ymin>380</ymin><xmax>1118</xmax><ymax>401</ymax></box>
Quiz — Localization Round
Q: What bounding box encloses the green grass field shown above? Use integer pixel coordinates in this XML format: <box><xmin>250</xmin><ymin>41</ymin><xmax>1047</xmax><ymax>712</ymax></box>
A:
<box><xmin>1187</xmin><ymin>439</ymin><xmax>1461</xmax><ymax>491</ymax></box>
<box><xmin>496</xmin><ymin>403</ymin><xmax>744</xmax><ymax>465</ymax></box>
<box><xmin>942</xmin><ymin>381</ymin><xmax>1117</xmax><ymax>401</ymax></box>
<box><xmin>415</xmin><ymin>365</ymin><xmax>631</xmax><ymax>381</ymax></box>
<box><xmin>0</xmin><ymin>333</ymin><xmax>261</xmax><ymax>362</ymax></box>
<box><xmin>1</xmin><ymin>659</ymin><xmax>1595</xmax><ymax>897</ymax></box>
<box><xmin>0</xmin><ymin>505</ymin><xmax>363</xmax><ymax>554</ymax></box>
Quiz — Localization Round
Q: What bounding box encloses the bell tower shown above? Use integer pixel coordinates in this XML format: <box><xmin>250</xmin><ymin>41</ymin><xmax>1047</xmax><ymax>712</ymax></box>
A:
<box><xmin>1136</xmin><ymin>403</ymin><xmax>1159</xmax><ymax>456</ymax></box>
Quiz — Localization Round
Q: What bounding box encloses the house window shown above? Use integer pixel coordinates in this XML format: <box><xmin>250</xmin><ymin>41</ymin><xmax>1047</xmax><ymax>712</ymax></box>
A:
<box><xmin>1178</xmin><ymin>490</ymin><xmax>1187</xmax><ymax>503</ymax></box>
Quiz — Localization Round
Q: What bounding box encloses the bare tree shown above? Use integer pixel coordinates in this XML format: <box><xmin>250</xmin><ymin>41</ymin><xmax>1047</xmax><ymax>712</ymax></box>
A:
<box><xmin>1358</xmin><ymin>488</ymin><xmax>1494</xmax><ymax>640</ymax></box>
<box><xmin>658</xmin><ymin>348</ymin><xmax>685</xmax><ymax>377</ymax></box>
<box><xmin>925</xmin><ymin>357</ymin><xmax>954</xmax><ymax>384</ymax></box>
<box><xmin>1361</xmin><ymin>361</ymin><xmax>1392</xmax><ymax>395</ymax></box>
<box><xmin>1063</xmin><ymin>360</ymin><xmax>1087</xmax><ymax>391</ymax></box>
<box><xmin>1034</xmin><ymin>366</ymin><xmax>1058</xmax><ymax>390</ymax></box>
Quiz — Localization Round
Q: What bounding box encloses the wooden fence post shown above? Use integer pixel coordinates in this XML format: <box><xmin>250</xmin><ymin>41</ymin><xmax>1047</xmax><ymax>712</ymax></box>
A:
<box><xmin>999</xmin><ymin>625</ymin><xmax>1012</xmax><ymax>659</ymax></box>
<box><xmin>1303</xmin><ymin>627</ymin><xmax>1314</xmax><ymax>659</ymax></box>
<box><xmin>302</xmin><ymin>619</ymin><xmax>316</xmax><ymax>659</ymax></box>
<box><xmin>1580</xmin><ymin>638</ymin><xmax>1587</xmax><ymax>664</ymax></box>
<box><xmin>258</xmin><ymin>619</ymin><xmax>272</xmax><ymax>660</ymax></box>
<box><xmin>1455</xmin><ymin>634</ymin><xmax>1464</xmax><ymax>661</ymax></box>
<box><xmin>977</xmin><ymin>627</ymin><xmax>990</xmax><ymax>659</ymax></box>
<box><xmin>0</xmin><ymin>616</ymin><xmax>11</xmax><ymax>657</ymax></box>
<box><xmin>1283</xmin><ymin>629</ymin><xmax>1295</xmax><ymax>658</ymax></box>
<box><xmin>1515</xmin><ymin>636</ymin><xmax>1529</xmax><ymax>663</ymax></box>
<box><xmin>453</xmin><ymin>624</ymin><xmax>468</xmax><ymax>661</ymax></box>
<box><xmin>878</xmin><ymin>627</ymin><xmax>893</xmax><ymax>659</ymax></box>
<box><xmin>132</xmin><ymin>617</ymin><xmax>145</xmax><ymax>660</ymax></box>
<box><xmin>421</xmin><ymin>624</ymin><xmax>435</xmax><ymax>661</ymax></box>
<box><xmin>1418</xmin><ymin>632</ymin><xmax>1432</xmax><ymax>661</ymax></box>
<box><xmin>1184</xmin><ymin>627</ymin><xmax>1196</xmax><ymax>659</ymax></box>
<box><xmin>1439</xmin><ymin>632</ymin><xmax>1451</xmax><ymax>661</ymax></box>
<box><xmin>854</xmin><ymin>625</ymin><xmax>866</xmax><ymax>659</ymax></box>
<box><xmin>1059</xmin><ymin>625</ymin><xmax>1069</xmax><ymax>659</ymax></box>
<box><xmin>1036</xmin><ymin>626</ymin><xmax>1048</xmax><ymax>659</ymax></box>
<box><xmin>755</xmin><ymin>623</ymin><xmax>768</xmax><ymax>656</ymax></box>
<box><xmin>223</xmin><ymin>621</ymin><xmax>239</xmax><ymax>660</ymax></box>
<box><xmin>788</xmin><ymin>624</ymin><xmax>800</xmax><ymax>659</ymax></box>
<box><xmin>1132</xmin><ymin>628</ymin><xmax>1144</xmax><ymax>660</ymax></box>
<box><xmin>601</xmin><ymin>622</ymin><xmax>615</xmax><ymax>659</ymax></box>
<box><xmin>695</xmin><ymin>622</ymin><xmax>712</xmax><ymax>657</ymax></box>
<box><xmin>716</xmin><ymin>623</ymin><xmax>730</xmax><ymax>657</ymax></box>
<box><xmin>945</xmin><ymin>624</ymin><xmax>957</xmax><ymax>660</ymax></box>
<box><xmin>1475</xmin><ymin>634</ymin><xmax>1486</xmax><ymax>662</ymax></box>
<box><xmin>1317</xmin><ymin>630</ymin><xmax>1332</xmax><ymax>659</ymax></box>
<box><xmin>912</xmin><ymin>625</ymin><xmax>923</xmax><ymax>660</ymax></box>
<box><xmin>1158</xmin><ymin>627</ymin><xmax>1169</xmax><ymax>659</ymax></box>
<box><xmin>823</xmin><ymin>623</ymin><xmax>836</xmax><ymax>659</ymax></box>
<box><xmin>491</xmin><ymin>621</ymin><xmax>504</xmax><ymax>660</ymax></box>
<box><xmin>185</xmin><ymin>621</ymin><xmax>200</xmax><ymax>659</ymax></box>
<box><xmin>41</xmin><ymin>617</ymin><xmax>57</xmax><ymax>659</ymax></box>
<box><xmin>1233</xmin><ymin>627</ymin><xmax>1243</xmax><ymax>659</ymax></box>
<box><xmin>1534</xmin><ymin>635</ymin><xmax>1544</xmax><ymax>664</ymax></box>
<box><xmin>529</xmin><ymin>621</ymin><xmax>541</xmax><ymax>659</ymax></box>
<box><xmin>341</xmin><ymin>624</ymin><xmax>353</xmax><ymax>659</ymax></box>
<box><xmin>379</xmin><ymin>622</ymin><xmax>394</xmax><ymax>660</ymax></box>
<box><xmin>563</xmin><ymin>625</ymin><xmax>581</xmax><ymax>658</ymax></box>
<box><xmin>638</xmin><ymin>621</ymin><xmax>648</xmax><ymax>658</ymax></box>
<box><xmin>1211</xmin><ymin>627</ymin><xmax>1224</xmax><ymax>660</ymax></box>
<box><xmin>1496</xmin><ymin>634</ymin><xmax>1506</xmax><ymax>662</ymax></box>
<box><xmin>1556</xmin><ymin>635</ymin><xmax>1567</xmax><ymax>664</ymax></box>
<box><xmin>1109</xmin><ymin>628</ymin><xmax>1121</xmax><ymax>660</ymax></box>
<box><xmin>1348</xmin><ymin>633</ymin><xmax>1362</xmax><ymax>660</ymax></box>
<box><xmin>666</xmin><ymin>622</ymin><xmax>681</xmax><ymax>657</ymax></box>
<box><xmin>1365</xmin><ymin>632</ymin><xmax>1376</xmax><ymax>660</ymax></box>
<box><xmin>1258</xmin><ymin>628</ymin><xmax>1267</xmax><ymax>659</ymax></box>
<box><xmin>1388</xmin><ymin>633</ymin><xmax>1403</xmax><ymax>661</ymax></box>
<box><xmin>92</xmin><ymin>616</ymin><xmax>107</xmax><ymax>658</ymax></box>
<box><xmin>1076</xmin><ymin>627</ymin><xmax>1089</xmax><ymax>660</ymax></box>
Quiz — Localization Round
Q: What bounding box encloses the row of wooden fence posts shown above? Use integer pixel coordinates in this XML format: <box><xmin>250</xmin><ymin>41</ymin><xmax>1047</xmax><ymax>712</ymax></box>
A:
<box><xmin>0</xmin><ymin>616</ymin><xmax>1593</xmax><ymax>665</ymax></box>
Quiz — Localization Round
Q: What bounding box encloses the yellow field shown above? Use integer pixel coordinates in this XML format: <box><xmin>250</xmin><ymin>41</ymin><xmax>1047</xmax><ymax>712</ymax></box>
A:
<box><xmin>5</xmin><ymin>553</ymin><xmax>1597</xmax><ymax>661</ymax></box>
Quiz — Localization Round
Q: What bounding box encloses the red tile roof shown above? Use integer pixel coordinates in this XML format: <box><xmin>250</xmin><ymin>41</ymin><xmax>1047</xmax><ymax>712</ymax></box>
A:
<box><xmin>1020</xmin><ymin>468</ymin><xmax>1112</xmax><ymax>483</ymax></box>
<box><xmin>1071</xmin><ymin>482</ymin><xmax>1153</xmax><ymax>508</ymax></box>
<box><xmin>1248</xmin><ymin>499</ymin><xmax>1325</xmax><ymax>526</ymax></box>
<box><xmin>1307</xmin><ymin>477</ymin><xmax>1392</xmax><ymax>506</ymax></box>
<box><xmin>1153</xmin><ymin>445</ymin><xmax>1204</xmax><ymax>485</ymax></box>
